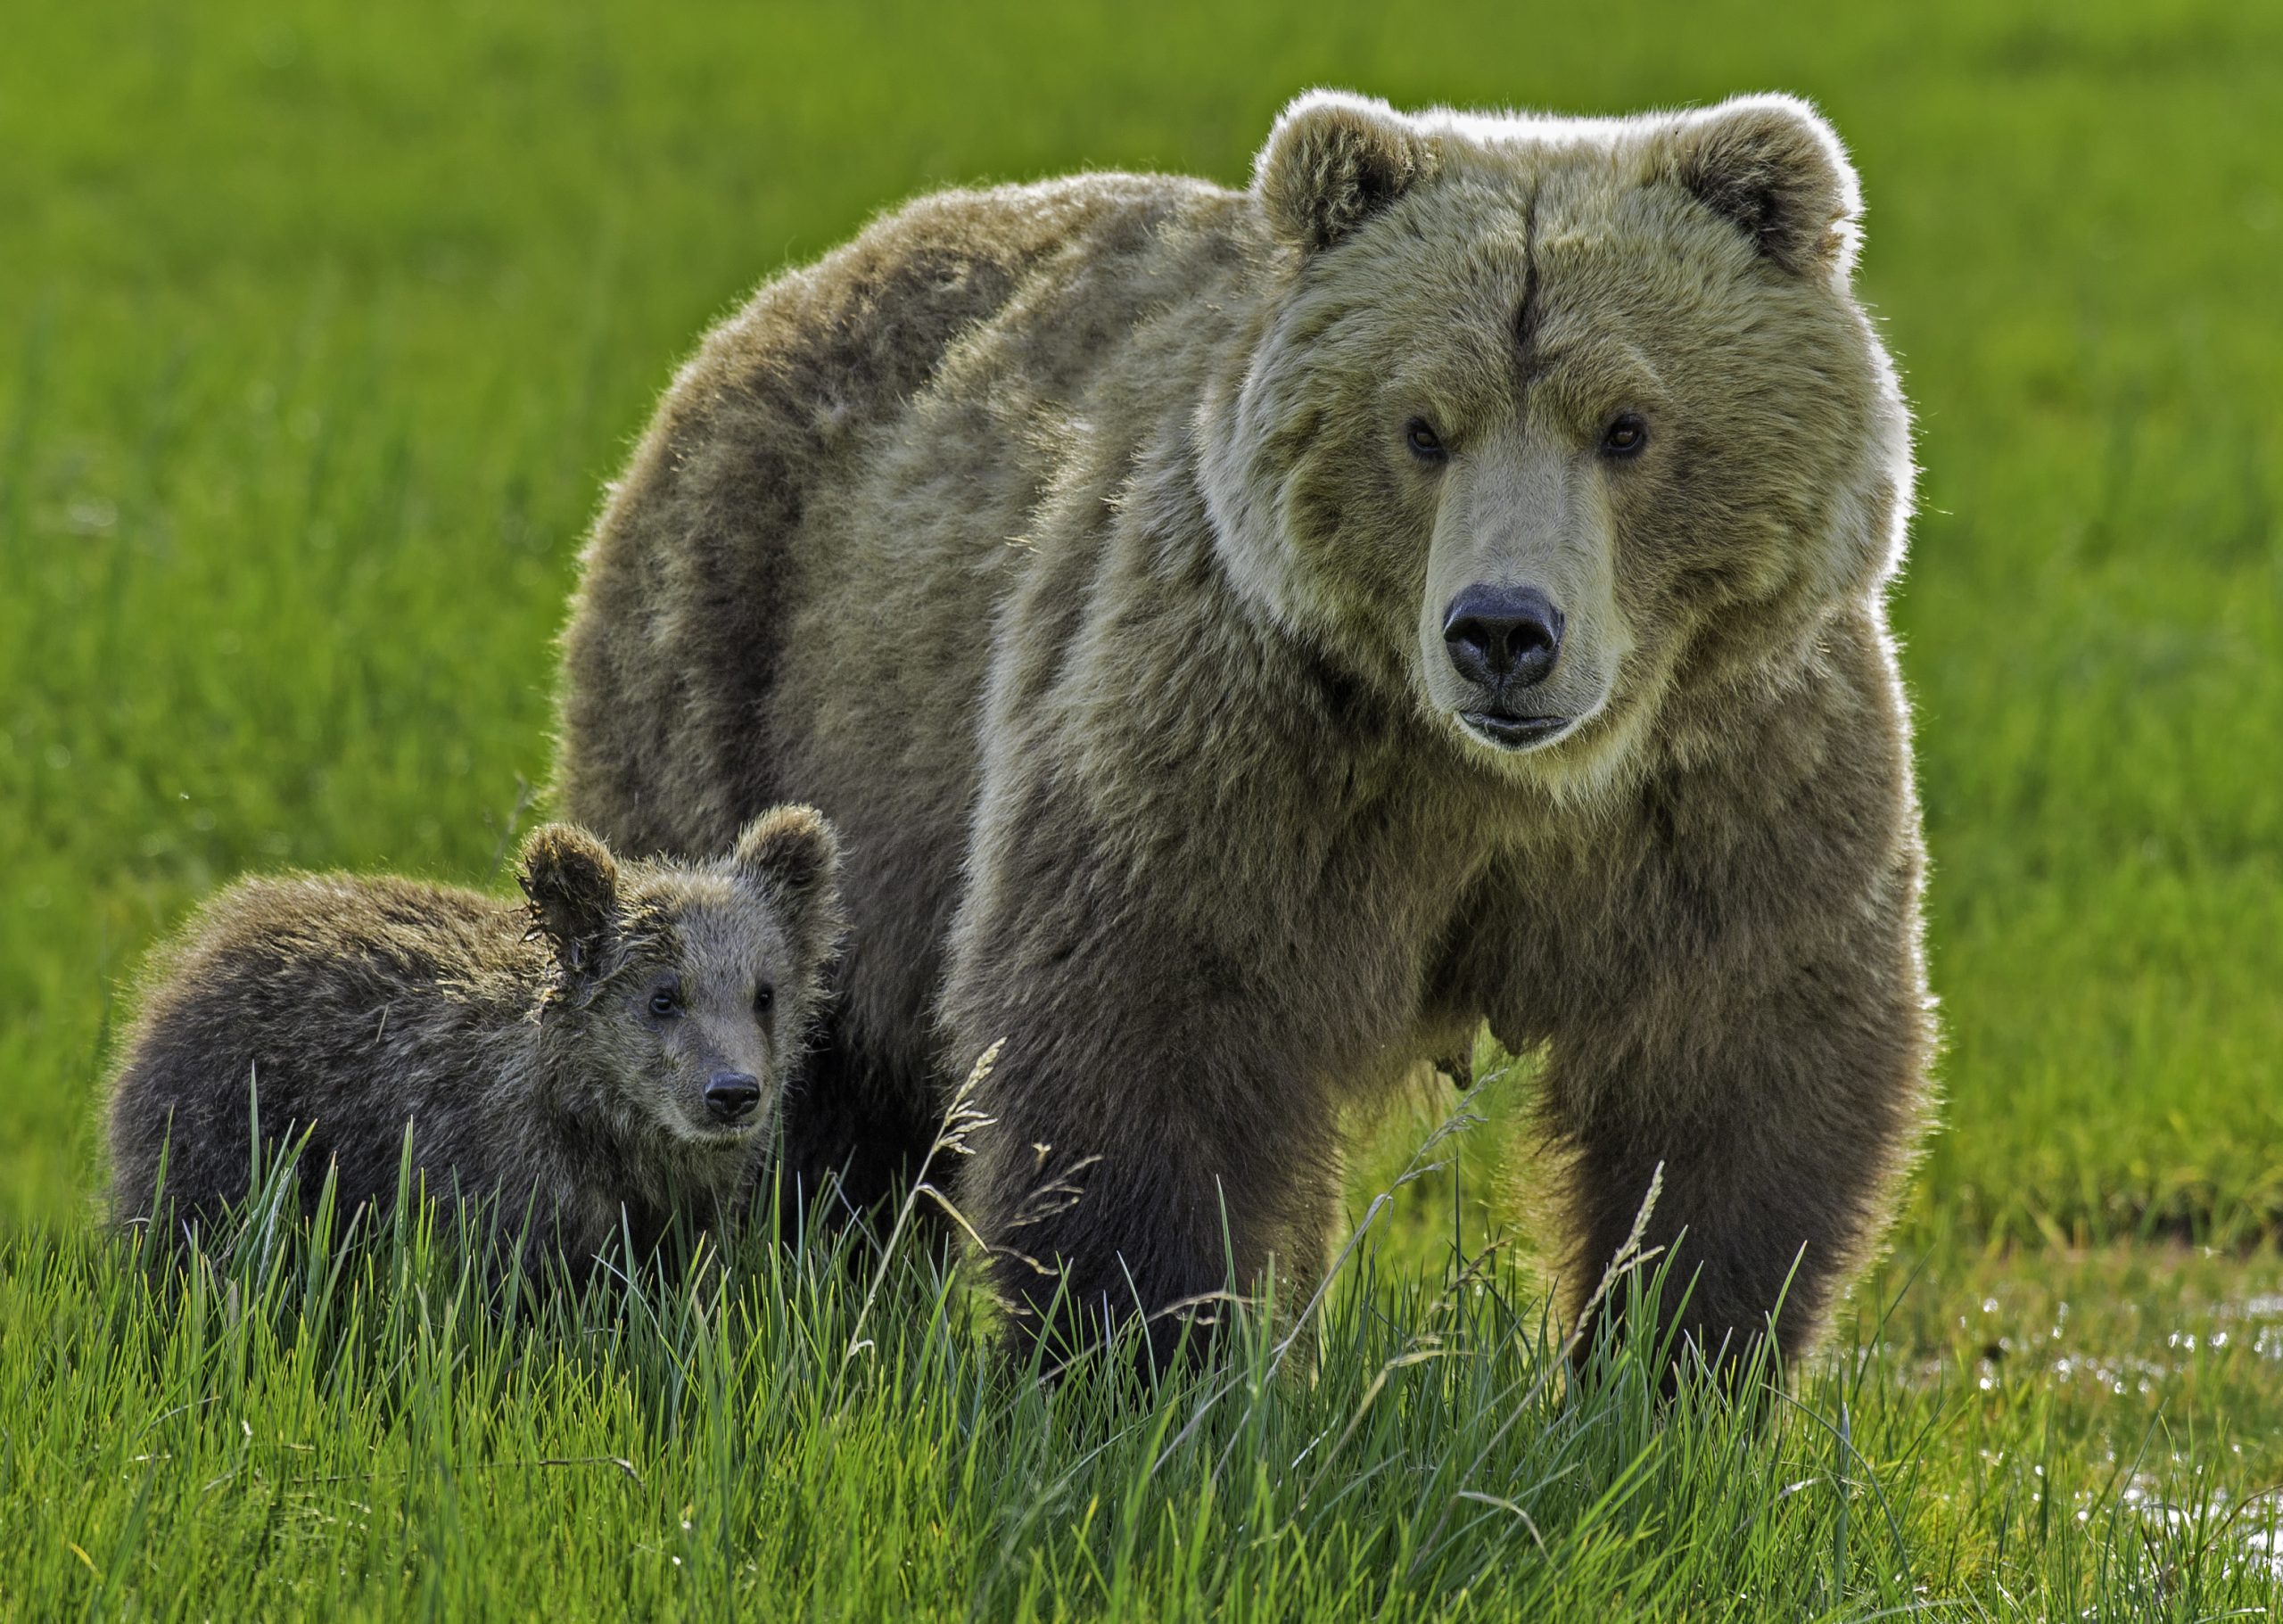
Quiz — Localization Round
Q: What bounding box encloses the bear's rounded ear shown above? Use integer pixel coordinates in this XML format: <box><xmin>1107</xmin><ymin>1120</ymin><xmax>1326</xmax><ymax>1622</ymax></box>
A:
<box><xmin>1254</xmin><ymin>90</ymin><xmax>1438</xmax><ymax>256</ymax></box>
<box><xmin>517</xmin><ymin>823</ymin><xmax>621</xmax><ymax>977</ymax></box>
<box><xmin>1661</xmin><ymin>95</ymin><xmax>1862</xmax><ymax>276</ymax></box>
<box><xmin>732</xmin><ymin>804</ymin><xmax>840</xmax><ymax>909</ymax></box>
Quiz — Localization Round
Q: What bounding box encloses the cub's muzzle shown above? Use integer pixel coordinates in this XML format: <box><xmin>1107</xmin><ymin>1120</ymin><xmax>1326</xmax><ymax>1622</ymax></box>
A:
<box><xmin>704</xmin><ymin>1071</ymin><xmax>763</xmax><ymax>1123</ymax></box>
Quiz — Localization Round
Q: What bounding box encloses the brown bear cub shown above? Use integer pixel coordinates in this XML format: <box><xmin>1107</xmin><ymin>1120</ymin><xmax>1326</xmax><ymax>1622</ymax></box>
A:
<box><xmin>105</xmin><ymin>807</ymin><xmax>842</xmax><ymax>1265</ymax></box>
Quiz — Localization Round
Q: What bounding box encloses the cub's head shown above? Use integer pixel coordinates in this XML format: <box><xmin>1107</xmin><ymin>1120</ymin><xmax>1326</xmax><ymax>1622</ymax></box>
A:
<box><xmin>1204</xmin><ymin>90</ymin><xmax>1912</xmax><ymax>799</ymax></box>
<box><xmin>518</xmin><ymin>807</ymin><xmax>843</xmax><ymax>1151</ymax></box>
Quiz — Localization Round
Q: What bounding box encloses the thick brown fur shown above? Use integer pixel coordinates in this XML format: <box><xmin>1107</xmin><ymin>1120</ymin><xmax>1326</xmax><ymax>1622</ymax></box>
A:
<box><xmin>555</xmin><ymin>91</ymin><xmax>1933</xmax><ymax>1372</ymax></box>
<box><xmin>106</xmin><ymin>809</ymin><xmax>843</xmax><ymax>1264</ymax></box>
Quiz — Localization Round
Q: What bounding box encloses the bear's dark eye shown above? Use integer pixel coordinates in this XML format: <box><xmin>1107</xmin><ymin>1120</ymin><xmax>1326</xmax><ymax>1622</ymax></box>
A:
<box><xmin>1600</xmin><ymin>413</ymin><xmax>1650</xmax><ymax>458</ymax></box>
<box><xmin>754</xmin><ymin>984</ymin><xmax>774</xmax><ymax>1020</ymax></box>
<box><xmin>1404</xmin><ymin>418</ymin><xmax>1447</xmax><ymax>464</ymax></box>
<box><xmin>647</xmin><ymin>979</ymin><xmax>682</xmax><ymax>1018</ymax></box>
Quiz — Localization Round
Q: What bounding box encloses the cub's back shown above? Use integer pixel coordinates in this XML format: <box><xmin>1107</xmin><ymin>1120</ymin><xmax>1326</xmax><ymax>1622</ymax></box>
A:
<box><xmin>106</xmin><ymin>873</ymin><xmax>532</xmax><ymax>1231</ymax></box>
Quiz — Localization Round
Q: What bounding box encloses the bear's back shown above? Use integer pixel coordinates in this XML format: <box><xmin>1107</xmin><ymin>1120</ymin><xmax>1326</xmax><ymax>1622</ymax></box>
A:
<box><xmin>557</xmin><ymin>170</ymin><xmax>1249</xmax><ymax>861</ymax></box>
<box><xmin>684</xmin><ymin>171</ymin><xmax>1239</xmax><ymax>446</ymax></box>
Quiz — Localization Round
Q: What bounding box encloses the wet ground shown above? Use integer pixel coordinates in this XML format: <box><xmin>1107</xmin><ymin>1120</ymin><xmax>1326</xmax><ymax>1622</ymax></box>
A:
<box><xmin>1860</xmin><ymin>1243</ymin><xmax>2283</xmax><ymax>1585</ymax></box>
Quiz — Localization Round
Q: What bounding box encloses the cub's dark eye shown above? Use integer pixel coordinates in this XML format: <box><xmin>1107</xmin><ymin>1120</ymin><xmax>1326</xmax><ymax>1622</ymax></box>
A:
<box><xmin>1405</xmin><ymin>418</ymin><xmax>1447</xmax><ymax>463</ymax></box>
<box><xmin>647</xmin><ymin>980</ymin><xmax>682</xmax><ymax>1018</ymax></box>
<box><xmin>1600</xmin><ymin>413</ymin><xmax>1650</xmax><ymax>458</ymax></box>
<box><xmin>754</xmin><ymin>984</ymin><xmax>775</xmax><ymax>1019</ymax></box>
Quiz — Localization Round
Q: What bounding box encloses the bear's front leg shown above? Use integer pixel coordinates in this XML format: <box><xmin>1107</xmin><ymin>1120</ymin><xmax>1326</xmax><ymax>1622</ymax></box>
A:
<box><xmin>940</xmin><ymin>789</ymin><xmax>1361</xmax><ymax>1372</ymax></box>
<box><xmin>1533</xmin><ymin>837</ymin><xmax>1933</xmax><ymax>1383</ymax></box>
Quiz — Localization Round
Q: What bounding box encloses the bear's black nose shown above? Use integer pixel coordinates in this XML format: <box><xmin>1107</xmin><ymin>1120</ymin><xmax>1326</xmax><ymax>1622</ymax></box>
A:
<box><xmin>1443</xmin><ymin>585</ymin><xmax>1563</xmax><ymax>690</ymax></box>
<box><xmin>704</xmin><ymin>1071</ymin><xmax>762</xmax><ymax>1122</ymax></box>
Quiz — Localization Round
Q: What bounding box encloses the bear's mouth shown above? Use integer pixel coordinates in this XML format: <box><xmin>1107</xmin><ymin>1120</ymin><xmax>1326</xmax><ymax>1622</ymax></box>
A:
<box><xmin>1457</xmin><ymin>710</ymin><xmax>1570</xmax><ymax>751</ymax></box>
<box><xmin>677</xmin><ymin>1116</ymin><xmax>771</xmax><ymax>1148</ymax></box>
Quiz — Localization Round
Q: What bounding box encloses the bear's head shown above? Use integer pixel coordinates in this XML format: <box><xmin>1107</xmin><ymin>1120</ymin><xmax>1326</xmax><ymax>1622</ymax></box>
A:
<box><xmin>1202</xmin><ymin>90</ymin><xmax>1913</xmax><ymax>802</ymax></box>
<box><xmin>518</xmin><ymin>807</ymin><xmax>843</xmax><ymax>1156</ymax></box>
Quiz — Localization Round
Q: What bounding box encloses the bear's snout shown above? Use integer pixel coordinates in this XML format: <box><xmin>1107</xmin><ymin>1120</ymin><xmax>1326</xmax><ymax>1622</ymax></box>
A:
<box><xmin>703</xmin><ymin>1070</ymin><xmax>763</xmax><ymax>1123</ymax></box>
<box><xmin>1442</xmin><ymin>584</ymin><xmax>1563</xmax><ymax>693</ymax></box>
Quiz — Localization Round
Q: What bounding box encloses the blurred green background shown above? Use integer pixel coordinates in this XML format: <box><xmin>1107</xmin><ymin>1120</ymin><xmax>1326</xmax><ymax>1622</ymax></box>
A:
<box><xmin>3</xmin><ymin>0</ymin><xmax>2279</xmax><ymax>1245</ymax></box>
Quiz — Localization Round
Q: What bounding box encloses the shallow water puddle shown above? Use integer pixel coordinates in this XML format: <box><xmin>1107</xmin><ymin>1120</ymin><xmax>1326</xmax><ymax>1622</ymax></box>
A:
<box><xmin>1853</xmin><ymin>1243</ymin><xmax>2283</xmax><ymax>1582</ymax></box>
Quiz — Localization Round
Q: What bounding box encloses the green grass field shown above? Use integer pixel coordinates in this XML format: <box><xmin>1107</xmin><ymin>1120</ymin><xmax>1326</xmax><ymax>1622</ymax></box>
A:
<box><xmin>4</xmin><ymin>0</ymin><xmax>2280</xmax><ymax>1614</ymax></box>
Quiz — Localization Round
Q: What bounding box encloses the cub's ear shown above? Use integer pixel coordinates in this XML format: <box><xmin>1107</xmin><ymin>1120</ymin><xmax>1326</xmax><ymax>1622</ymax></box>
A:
<box><xmin>517</xmin><ymin>823</ymin><xmax>621</xmax><ymax>979</ymax></box>
<box><xmin>732</xmin><ymin>804</ymin><xmax>841</xmax><ymax>912</ymax></box>
<box><xmin>1255</xmin><ymin>90</ymin><xmax>1438</xmax><ymax>255</ymax></box>
<box><xmin>1662</xmin><ymin>95</ymin><xmax>1862</xmax><ymax>276</ymax></box>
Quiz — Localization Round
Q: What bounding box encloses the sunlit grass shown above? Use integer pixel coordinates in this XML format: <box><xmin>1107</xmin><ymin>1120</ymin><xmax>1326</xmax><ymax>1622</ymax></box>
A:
<box><xmin>12</xmin><ymin>1046</ymin><xmax>2283</xmax><ymax>1618</ymax></box>
<box><xmin>7</xmin><ymin>1095</ymin><xmax>2283</xmax><ymax>1620</ymax></box>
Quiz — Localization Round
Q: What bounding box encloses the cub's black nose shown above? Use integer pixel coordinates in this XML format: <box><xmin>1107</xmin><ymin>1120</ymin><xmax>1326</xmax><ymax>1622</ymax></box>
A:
<box><xmin>1443</xmin><ymin>585</ymin><xmax>1563</xmax><ymax>689</ymax></box>
<box><xmin>704</xmin><ymin>1071</ymin><xmax>762</xmax><ymax>1122</ymax></box>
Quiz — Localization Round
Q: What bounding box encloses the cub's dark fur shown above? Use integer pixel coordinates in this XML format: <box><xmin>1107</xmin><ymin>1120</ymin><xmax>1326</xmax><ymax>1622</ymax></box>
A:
<box><xmin>106</xmin><ymin>809</ymin><xmax>841</xmax><ymax>1261</ymax></box>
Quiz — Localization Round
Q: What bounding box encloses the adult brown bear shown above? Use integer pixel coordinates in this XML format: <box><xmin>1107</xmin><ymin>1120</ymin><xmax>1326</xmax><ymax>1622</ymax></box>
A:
<box><xmin>555</xmin><ymin>90</ymin><xmax>1933</xmax><ymax>1372</ymax></box>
